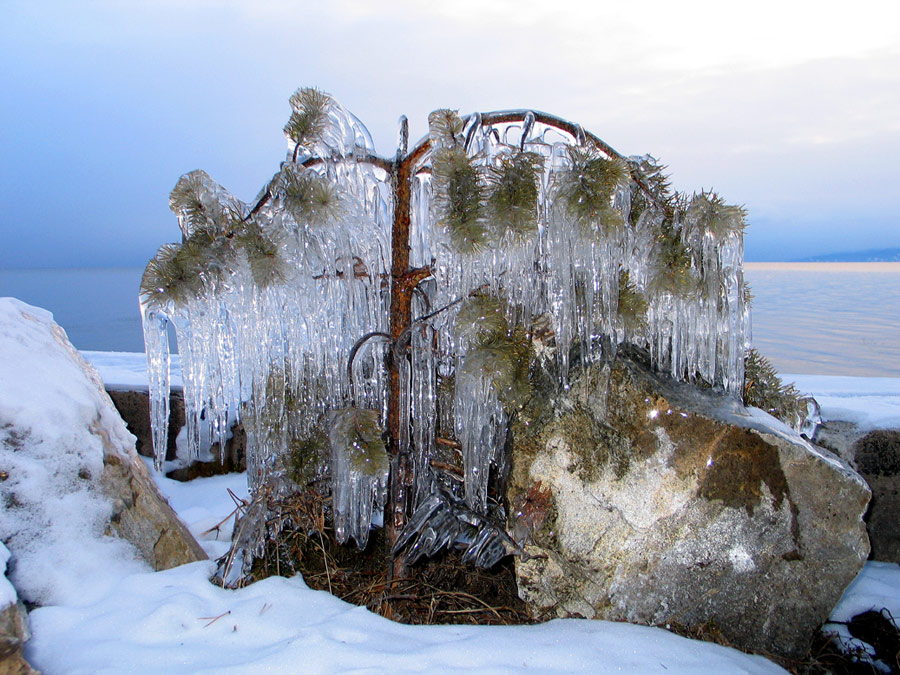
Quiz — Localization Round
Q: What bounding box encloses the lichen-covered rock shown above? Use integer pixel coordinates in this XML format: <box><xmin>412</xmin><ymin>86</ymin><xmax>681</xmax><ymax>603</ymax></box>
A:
<box><xmin>507</xmin><ymin>354</ymin><xmax>871</xmax><ymax>658</ymax></box>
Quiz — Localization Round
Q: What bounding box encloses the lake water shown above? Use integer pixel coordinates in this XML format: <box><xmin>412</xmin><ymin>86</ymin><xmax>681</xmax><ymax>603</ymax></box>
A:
<box><xmin>1</xmin><ymin>263</ymin><xmax>898</xmax><ymax>377</ymax></box>
<box><xmin>744</xmin><ymin>262</ymin><xmax>900</xmax><ymax>377</ymax></box>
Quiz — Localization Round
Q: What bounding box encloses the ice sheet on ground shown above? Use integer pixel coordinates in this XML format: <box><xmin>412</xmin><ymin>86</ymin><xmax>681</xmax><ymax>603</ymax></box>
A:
<box><xmin>783</xmin><ymin>373</ymin><xmax>900</xmax><ymax>430</ymax></box>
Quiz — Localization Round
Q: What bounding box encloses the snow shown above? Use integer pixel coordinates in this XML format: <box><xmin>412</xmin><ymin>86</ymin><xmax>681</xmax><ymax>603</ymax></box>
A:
<box><xmin>5</xmin><ymin>344</ymin><xmax>900</xmax><ymax>672</ymax></box>
<box><xmin>0</xmin><ymin>542</ymin><xmax>16</xmax><ymax>608</ymax></box>
<box><xmin>0</xmin><ymin>300</ymin><xmax>149</xmax><ymax>608</ymax></box>
<box><xmin>783</xmin><ymin>373</ymin><xmax>900</xmax><ymax>431</ymax></box>
<box><xmin>26</xmin><ymin>562</ymin><xmax>787</xmax><ymax>674</ymax></box>
<box><xmin>826</xmin><ymin>561</ymin><xmax>900</xmax><ymax>658</ymax></box>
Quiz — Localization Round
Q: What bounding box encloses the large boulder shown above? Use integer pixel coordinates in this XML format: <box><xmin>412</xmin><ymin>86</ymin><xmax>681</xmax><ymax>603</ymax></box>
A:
<box><xmin>0</xmin><ymin>299</ymin><xmax>205</xmax><ymax>607</ymax></box>
<box><xmin>507</xmin><ymin>353</ymin><xmax>871</xmax><ymax>659</ymax></box>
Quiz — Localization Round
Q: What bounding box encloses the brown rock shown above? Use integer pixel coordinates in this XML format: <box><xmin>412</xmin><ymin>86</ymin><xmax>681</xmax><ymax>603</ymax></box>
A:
<box><xmin>0</xmin><ymin>601</ymin><xmax>38</xmax><ymax>675</ymax></box>
<box><xmin>100</xmin><ymin>448</ymin><xmax>208</xmax><ymax>570</ymax></box>
<box><xmin>507</xmin><ymin>355</ymin><xmax>871</xmax><ymax>659</ymax></box>
<box><xmin>107</xmin><ymin>389</ymin><xmax>184</xmax><ymax>462</ymax></box>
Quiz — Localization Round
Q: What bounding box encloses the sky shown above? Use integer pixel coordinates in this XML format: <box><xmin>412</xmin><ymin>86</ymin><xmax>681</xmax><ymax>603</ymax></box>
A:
<box><xmin>1</xmin><ymin>0</ymin><xmax>899</xmax><ymax>268</ymax></box>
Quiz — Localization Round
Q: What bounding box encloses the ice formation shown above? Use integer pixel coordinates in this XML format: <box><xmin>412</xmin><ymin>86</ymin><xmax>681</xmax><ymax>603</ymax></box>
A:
<box><xmin>141</xmin><ymin>89</ymin><xmax>750</xmax><ymax>560</ymax></box>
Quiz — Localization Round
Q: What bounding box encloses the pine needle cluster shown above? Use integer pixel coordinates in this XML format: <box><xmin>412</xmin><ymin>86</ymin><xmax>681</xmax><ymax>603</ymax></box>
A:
<box><xmin>743</xmin><ymin>349</ymin><xmax>804</xmax><ymax>425</ymax></box>
<box><xmin>454</xmin><ymin>293</ymin><xmax>509</xmax><ymax>341</ymax></box>
<box><xmin>628</xmin><ymin>156</ymin><xmax>672</xmax><ymax>227</ymax></box>
<box><xmin>457</xmin><ymin>294</ymin><xmax>532</xmax><ymax>412</ymax></box>
<box><xmin>279</xmin><ymin>165</ymin><xmax>342</xmax><ymax>227</ymax></box>
<box><xmin>686</xmin><ymin>191</ymin><xmax>746</xmax><ymax>239</ymax></box>
<box><xmin>649</xmin><ymin>219</ymin><xmax>696</xmax><ymax>297</ymax></box>
<box><xmin>169</xmin><ymin>170</ymin><xmax>230</xmax><ymax>236</ymax></box>
<box><xmin>617</xmin><ymin>270</ymin><xmax>649</xmax><ymax>334</ymax></box>
<box><xmin>140</xmin><ymin>242</ymin><xmax>204</xmax><ymax>309</ymax></box>
<box><xmin>486</xmin><ymin>151</ymin><xmax>544</xmax><ymax>241</ymax></box>
<box><xmin>328</xmin><ymin>408</ymin><xmax>389</xmax><ymax>477</ymax></box>
<box><xmin>143</xmin><ymin>171</ymin><xmax>290</xmax><ymax>308</ymax></box>
<box><xmin>284</xmin><ymin>88</ymin><xmax>332</xmax><ymax>152</ymax></box>
<box><xmin>236</xmin><ymin>221</ymin><xmax>286</xmax><ymax>289</ymax></box>
<box><xmin>555</xmin><ymin>147</ymin><xmax>630</xmax><ymax>238</ymax></box>
<box><xmin>432</xmin><ymin>146</ymin><xmax>488</xmax><ymax>253</ymax></box>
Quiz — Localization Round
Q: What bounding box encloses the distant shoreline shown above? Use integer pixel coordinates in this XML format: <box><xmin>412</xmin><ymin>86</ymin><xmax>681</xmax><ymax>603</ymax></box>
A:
<box><xmin>745</xmin><ymin>261</ymin><xmax>900</xmax><ymax>272</ymax></box>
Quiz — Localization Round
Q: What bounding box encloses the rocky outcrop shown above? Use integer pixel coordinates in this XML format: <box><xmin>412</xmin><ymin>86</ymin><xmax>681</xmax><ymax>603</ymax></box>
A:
<box><xmin>507</xmin><ymin>354</ymin><xmax>871</xmax><ymax>659</ymax></box>
<box><xmin>99</xmin><ymin>429</ymin><xmax>208</xmax><ymax>570</ymax></box>
<box><xmin>0</xmin><ymin>601</ymin><xmax>37</xmax><ymax>675</ymax></box>
<box><xmin>107</xmin><ymin>389</ymin><xmax>246</xmax><ymax>481</ymax></box>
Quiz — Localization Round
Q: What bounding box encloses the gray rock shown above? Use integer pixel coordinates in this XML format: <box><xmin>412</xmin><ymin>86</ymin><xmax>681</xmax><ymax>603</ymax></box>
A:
<box><xmin>812</xmin><ymin>420</ymin><xmax>861</xmax><ymax>465</ymax></box>
<box><xmin>507</xmin><ymin>355</ymin><xmax>870</xmax><ymax>659</ymax></box>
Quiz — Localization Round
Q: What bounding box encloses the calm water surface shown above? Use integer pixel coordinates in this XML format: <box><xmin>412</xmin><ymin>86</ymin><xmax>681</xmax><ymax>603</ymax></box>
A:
<box><xmin>0</xmin><ymin>267</ymin><xmax>146</xmax><ymax>352</ymax></box>
<box><xmin>744</xmin><ymin>262</ymin><xmax>900</xmax><ymax>377</ymax></box>
<box><xmin>1</xmin><ymin>264</ymin><xmax>898</xmax><ymax>377</ymax></box>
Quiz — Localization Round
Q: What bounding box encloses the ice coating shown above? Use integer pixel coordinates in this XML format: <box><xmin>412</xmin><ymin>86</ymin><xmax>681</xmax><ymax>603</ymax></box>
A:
<box><xmin>141</xmin><ymin>95</ymin><xmax>750</xmax><ymax>561</ymax></box>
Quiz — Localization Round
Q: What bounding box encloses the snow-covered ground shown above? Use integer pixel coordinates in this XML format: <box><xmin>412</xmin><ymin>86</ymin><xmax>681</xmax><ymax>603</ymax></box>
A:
<box><xmin>13</xmin><ymin>352</ymin><xmax>900</xmax><ymax>673</ymax></box>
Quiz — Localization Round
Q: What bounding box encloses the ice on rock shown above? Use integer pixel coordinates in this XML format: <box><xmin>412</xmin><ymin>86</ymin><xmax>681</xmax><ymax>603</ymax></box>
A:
<box><xmin>142</xmin><ymin>94</ymin><xmax>750</xmax><ymax>566</ymax></box>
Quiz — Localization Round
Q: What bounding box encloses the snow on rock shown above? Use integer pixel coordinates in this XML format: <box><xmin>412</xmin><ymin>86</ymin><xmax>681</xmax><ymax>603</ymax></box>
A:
<box><xmin>0</xmin><ymin>542</ymin><xmax>15</xmax><ymax>609</ymax></box>
<box><xmin>0</xmin><ymin>298</ymin><xmax>203</xmax><ymax>608</ymax></box>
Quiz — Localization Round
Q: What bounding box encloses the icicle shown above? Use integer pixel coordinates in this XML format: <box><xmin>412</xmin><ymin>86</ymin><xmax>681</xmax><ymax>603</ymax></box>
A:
<box><xmin>329</xmin><ymin>408</ymin><xmax>389</xmax><ymax>549</ymax></box>
<box><xmin>140</xmin><ymin>303</ymin><xmax>171</xmax><ymax>471</ymax></box>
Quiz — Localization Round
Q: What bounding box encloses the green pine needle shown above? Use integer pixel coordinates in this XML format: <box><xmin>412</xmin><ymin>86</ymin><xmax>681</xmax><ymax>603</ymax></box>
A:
<box><xmin>556</xmin><ymin>147</ymin><xmax>630</xmax><ymax>238</ymax></box>
<box><xmin>169</xmin><ymin>170</ymin><xmax>225</xmax><ymax>233</ymax></box>
<box><xmin>235</xmin><ymin>220</ymin><xmax>286</xmax><ymax>289</ymax></box>
<box><xmin>743</xmin><ymin>349</ymin><xmax>804</xmax><ymax>425</ymax></box>
<box><xmin>284</xmin><ymin>87</ymin><xmax>332</xmax><ymax>151</ymax></box>
<box><xmin>617</xmin><ymin>270</ymin><xmax>648</xmax><ymax>334</ymax></box>
<box><xmin>487</xmin><ymin>151</ymin><xmax>543</xmax><ymax>241</ymax></box>
<box><xmin>432</xmin><ymin>146</ymin><xmax>488</xmax><ymax>253</ymax></box>
<box><xmin>280</xmin><ymin>166</ymin><xmax>342</xmax><ymax>227</ymax></box>
<box><xmin>687</xmin><ymin>191</ymin><xmax>746</xmax><ymax>239</ymax></box>
<box><xmin>461</xmin><ymin>328</ymin><xmax>532</xmax><ymax>412</ymax></box>
<box><xmin>455</xmin><ymin>293</ymin><xmax>509</xmax><ymax>341</ymax></box>
<box><xmin>649</xmin><ymin>221</ymin><xmax>696</xmax><ymax>297</ymax></box>
<box><xmin>329</xmin><ymin>408</ymin><xmax>389</xmax><ymax>477</ymax></box>
<box><xmin>628</xmin><ymin>156</ymin><xmax>672</xmax><ymax>227</ymax></box>
<box><xmin>141</xmin><ymin>240</ymin><xmax>212</xmax><ymax>309</ymax></box>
